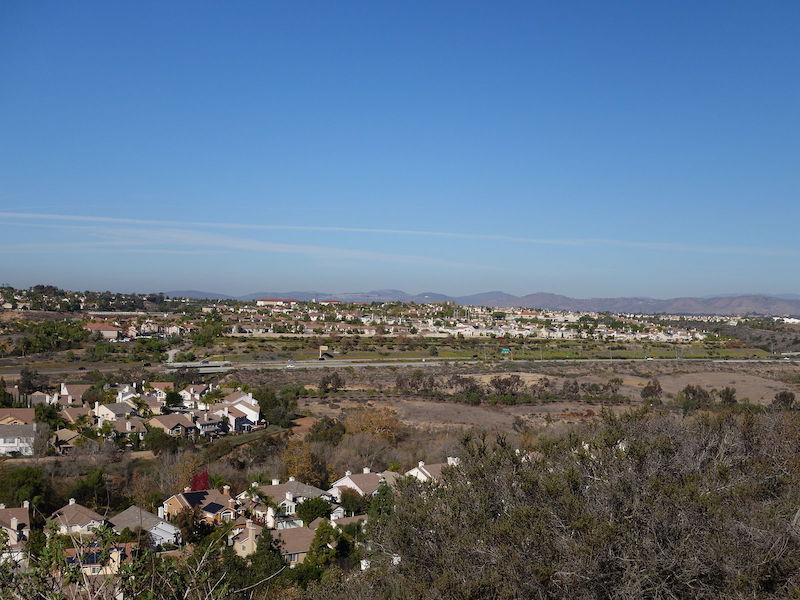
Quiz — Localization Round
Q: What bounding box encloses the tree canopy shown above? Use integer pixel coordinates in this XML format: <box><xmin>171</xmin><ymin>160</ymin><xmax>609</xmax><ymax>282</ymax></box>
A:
<box><xmin>309</xmin><ymin>411</ymin><xmax>800</xmax><ymax>600</ymax></box>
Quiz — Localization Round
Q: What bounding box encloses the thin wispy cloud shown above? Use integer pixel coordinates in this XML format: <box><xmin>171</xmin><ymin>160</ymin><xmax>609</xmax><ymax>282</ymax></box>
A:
<box><xmin>0</xmin><ymin>211</ymin><xmax>795</xmax><ymax>258</ymax></box>
<box><xmin>0</xmin><ymin>215</ymin><xmax>502</xmax><ymax>271</ymax></box>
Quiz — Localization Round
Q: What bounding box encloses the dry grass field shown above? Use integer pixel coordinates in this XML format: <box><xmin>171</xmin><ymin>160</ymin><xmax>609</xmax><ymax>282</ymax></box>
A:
<box><xmin>293</xmin><ymin>360</ymin><xmax>800</xmax><ymax>432</ymax></box>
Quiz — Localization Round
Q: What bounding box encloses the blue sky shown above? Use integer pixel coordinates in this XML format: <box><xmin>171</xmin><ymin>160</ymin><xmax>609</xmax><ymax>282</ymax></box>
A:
<box><xmin>1</xmin><ymin>1</ymin><xmax>798</xmax><ymax>297</ymax></box>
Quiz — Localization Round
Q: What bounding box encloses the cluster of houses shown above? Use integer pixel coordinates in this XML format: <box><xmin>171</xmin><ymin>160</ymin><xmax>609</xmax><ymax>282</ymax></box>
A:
<box><xmin>0</xmin><ymin>381</ymin><xmax>262</xmax><ymax>457</ymax></box>
<box><xmin>62</xmin><ymin>297</ymin><xmax>715</xmax><ymax>344</ymax></box>
<box><xmin>0</xmin><ymin>458</ymin><xmax>459</xmax><ymax>577</ymax></box>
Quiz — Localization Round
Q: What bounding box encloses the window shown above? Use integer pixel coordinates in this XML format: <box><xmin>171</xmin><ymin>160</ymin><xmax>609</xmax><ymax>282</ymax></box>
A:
<box><xmin>91</xmin><ymin>566</ymin><xmax>101</xmax><ymax>574</ymax></box>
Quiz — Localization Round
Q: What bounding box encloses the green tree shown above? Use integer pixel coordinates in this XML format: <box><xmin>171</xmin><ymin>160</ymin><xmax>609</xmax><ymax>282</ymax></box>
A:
<box><xmin>306</xmin><ymin>519</ymin><xmax>338</xmax><ymax>568</ymax></box>
<box><xmin>319</xmin><ymin>372</ymin><xmax>345</xmax><ymax>395</ymax></box>
<box><xmin>67</xmin><ymin>467</ymin><xmax>111</xmax><ymax>510</ymax></box>
<box><xmin>0</xmin><ymin>466</ymin><xmax>58</xmax><ymax>515</ymax></box>
<box><xmin>773</xmin><ymin>390</ymin><xmax>796</xmax><ymax>410</ymax></box>
<box><xmin>719</xmin><ymin>386</ymin><xmax>737</xmax><ymax>405</ymax></box>
<box><xmin>676</xmin><ymin>384</ymin><xmax>712</xmax><ymax>413</ymax></box>
<box><xmin>296</xmin><ymin>497</ymin><xmax>332</xmax><ymax>525</ymax></box>
<box><xmin>165</xmin><ymin>390</ymin><xmax>183</xmax><ymax>407</ymax></box>
<box><xmin>640</xmin><ymin>378</ymin><xmax>663</xmax><ymax>402</ymax></box>
<box><xmin>305</xmin><ymin>417</ymin><xmax>345</xmax><ymax>446</ymax></box>
<box><xmin>0</xmin><ymin>378</ymin><xmax>15</xmax><ymax>407</ymax></box>
<box><xmin>339</xmin><ymin>488</ymin><xmax>369</xmax><ymax>517</ymax></box>
<box><xmin>18</xmin><ymin>367</ymin><xmax>47</xmax><ymax>395</ymax></box>
<box><xmin>368</xmin><ymin>482</ymin><xmax>394</xmax><ymax>522</ymax></box>
<box><xmin>254</xmin><ymin>386</ymin><xmax>297</xmax><ymax>428</ymax></box>
<box><xmin>143</xmin><ymin>427</ymin><xmax>180</xmax><ymax>454</ymax></box>
<box><xmin>34</xmin><ymin>404</ymin><xmax>64</xmax><ymax>430</ymax></box>
<box><xmin>309</xmin><ymin>414</ymin><xmax>800</xmax><ymax>600</ymax></box>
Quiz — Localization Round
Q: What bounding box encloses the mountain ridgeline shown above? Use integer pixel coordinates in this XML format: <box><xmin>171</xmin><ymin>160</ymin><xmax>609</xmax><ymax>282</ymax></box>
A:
<box><xmin>164</xmin><ymin>289</ymin><xmax>800</xmax><ymax>316</ymax></box>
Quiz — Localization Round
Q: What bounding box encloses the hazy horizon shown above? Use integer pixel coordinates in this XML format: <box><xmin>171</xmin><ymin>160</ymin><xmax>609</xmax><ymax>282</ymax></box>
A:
<box><xmin>3</xmin><ymin>278</ymin><xmax>799</xmax><ymax>302</ymax></box>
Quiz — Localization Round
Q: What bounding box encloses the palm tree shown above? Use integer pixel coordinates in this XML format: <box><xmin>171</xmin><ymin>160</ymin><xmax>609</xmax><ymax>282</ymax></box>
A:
<box><xmin>208</xmin><ymin>473</ymin><xmax>228</xmax><ymax>491</ymax></box>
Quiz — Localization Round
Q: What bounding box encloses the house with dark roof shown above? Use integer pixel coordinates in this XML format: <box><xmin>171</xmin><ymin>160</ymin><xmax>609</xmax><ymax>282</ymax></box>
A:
<box><xmin>63</xmin><ymin>542</ymin><xmax>136</xmax><ymax>576</ymax></box>
<box><xmin>163</xmin><ymin>486</ymin><xmax>238</xmax><ymax>525</ymax></box>
<box><xmin>94</xmin><ymin>401</ymin><xmax>136</xmax><ymax>425</ymax></box>
<box><xmin>196</xmin><ymin>411</ymin><xmax>226</xmax><ymax>437</ymax></box>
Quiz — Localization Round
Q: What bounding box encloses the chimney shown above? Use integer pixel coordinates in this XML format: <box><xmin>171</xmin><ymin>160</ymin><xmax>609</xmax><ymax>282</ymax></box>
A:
<box><xmin>251</xmin><ymin>481</ymin><xmax>258</xmax><ymax>488</ymax></box>
<box><xmin>0</xmin><ymin>504</ymin><xmax>4</xmax><ymax>510</ymax></box>
<box><xmin>10</xmin><ymin>517</ymin><xmax>17</xmax><ymax>531</ymax></box>
<box><xmin>205</xmin><ymin>413</ymin><xmax>210</xmax><ymax>422</ymax></box>
<box><xmin>345</xmin><ymin>470</ymin><xmax>352</xmax><ymax>477</ymax></box>
<box><xmin>271</xmin><ymin>478</ymin><xmax>280</xmax><ymax>486</ymax></box>
<box><xmin>285</xmin><ymin>492</ymin><xmax>294</xmax><ymax>503</ymax></box>
<box><xmin>447</xmin><ymin>456</ymin><xmax>459</xmax><ymax>466</ymax></box>
<box><xmin>363</xmin><ymin>467</ymin><xmax>371</xmax><ymax>474</ymax></box>
<box><xmin>22</xmin><ymin>500</ymin><xmax>29</xmax><ymax>509</ymax></box>
<box><xmin>184</xmin><ymin>486</ymin><xmax>192</xmax><ymax>493</ymax></box>
<box><xmin>228</xmin><ymin>498</ymin><xmax>235</xmax><ymax>507</ymax></box>
<box><xmin>288</xmin><ymin>476</ymin><xmax>295</xmax><ymax>482</ymax></box>
<box><xmin>94</xmin><ymin>401</ymin><xmax>99</xmax><ymax>413</ymax></box>
<box><xmin>418</xmin><ymin>461</ymin><xmax>425</xmax><ymax>469</ymax></box>
<box><xmin>157</xmin><ymin>506</ymin><xmax>165</xmax><ymax>519</ymax></box>
<box><xmin>189</xmin><ymin>411</ymin><xmax>195</xmax><ymax>422</ymax></box>
<box><xmin>69</xmin><ymin>498</ymin><xmax>76</xmax><ymax>505</ymax></box>
<box><xmin>126</xmin><ymin>421</ymin><xmax>132</xmax><ymax>431</ymax></box>
<box><xmin>222</xmin><ymin>485</ymin><xmax>231</xmax><ymax>496</ymax></box>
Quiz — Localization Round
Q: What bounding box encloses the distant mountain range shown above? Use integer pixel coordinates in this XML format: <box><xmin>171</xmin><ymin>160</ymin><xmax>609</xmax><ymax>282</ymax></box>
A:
<box><xmin>164</xmin><ymin>289</ymin><xmax>800</xmax><ymax>316</ymax></box>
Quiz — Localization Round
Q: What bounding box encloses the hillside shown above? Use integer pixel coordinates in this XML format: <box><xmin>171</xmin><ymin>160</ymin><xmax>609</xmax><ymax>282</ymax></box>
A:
<box><xmin>164</xmin><ymin>289</ymin><xmax>800</xmax><ymax>316</ymax></box>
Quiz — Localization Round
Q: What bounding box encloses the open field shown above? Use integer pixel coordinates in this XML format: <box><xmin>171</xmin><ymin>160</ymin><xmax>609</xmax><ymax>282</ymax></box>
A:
<box><xmin>286</xmin><ymin>359</ymin><xmax>800</xmax><ymax>431</ymax></box>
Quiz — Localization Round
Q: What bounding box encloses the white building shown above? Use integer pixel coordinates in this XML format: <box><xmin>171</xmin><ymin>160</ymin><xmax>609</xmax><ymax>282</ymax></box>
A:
<box><xmin>0</xmin><ymin>424</ymin><xmax>36</xmax><ymax>456</ymax></box>
<box><xmin>405</xmin><ymin>457</ymin><xmax>460</xmax><ymax>483</ymax></box>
